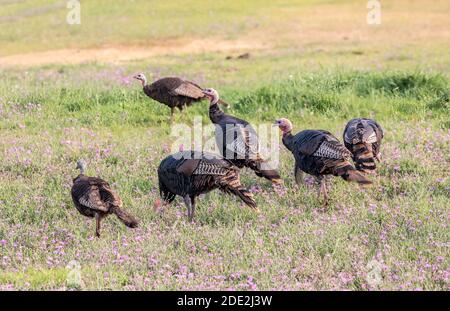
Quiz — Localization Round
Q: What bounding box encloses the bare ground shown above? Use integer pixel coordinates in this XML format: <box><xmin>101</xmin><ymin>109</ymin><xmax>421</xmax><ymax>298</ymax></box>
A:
<box><xmin>0</xmin><ymin>38</ymin><xmax>265</xmax><ymax>68</ymax></box>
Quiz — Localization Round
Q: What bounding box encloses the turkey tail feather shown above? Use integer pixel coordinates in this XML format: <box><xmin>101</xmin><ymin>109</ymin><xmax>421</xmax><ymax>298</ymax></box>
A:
<box><xmin>259</xmin><ymin>169</ymin><xmax>283</xmax><ymax>184</ymax></box>
<box><xmin>233</xmin><ymin>187</ymin><xmax>258</xmax><ymax>211</ymax></box>
<box><xmin>334</xmin><ymin>162</ymin><xmax>372</xmax><ymax>185</ymax></box>
<box><xmin>112</xmin><ymin>207</ymin><xmax>139</xmax><ymax>228</ymax></box>
<box><xmin>345</xmin><ymin>170</ymin><xmax>372</xmax><ymax>185</ymax></box>
<box><xmin>217</xmin><ymin>172</ymin><xmax>258</xmax><ymax>211</ymax></box>
<box><xmin>247</xmin><ymin>160</ymin><xmax>282</xmax><ymax>184</ymax></box>
<box><xmin>352</xmin><ymin>143</ymin><xmax>376</xmax><ymax>173</ymax></box>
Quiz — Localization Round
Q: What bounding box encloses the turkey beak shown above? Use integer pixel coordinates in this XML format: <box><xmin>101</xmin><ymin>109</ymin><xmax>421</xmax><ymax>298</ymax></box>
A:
<box><xmin>202</xmin><ymin>90</ymin><xmax>212</xmax><ymax>101</ymax></box>
<box><xmin>201</xmin><ymin>90</ymin><xmax>209</xmax><ymax>98</ymax></box>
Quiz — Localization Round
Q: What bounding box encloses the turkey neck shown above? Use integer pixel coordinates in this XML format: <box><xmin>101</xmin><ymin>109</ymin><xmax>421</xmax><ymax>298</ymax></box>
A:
<box><xmin>282</xmin><ymin>131</ymin><xmax>294</xmax><ymax>151</ymax></box>
<box><xmin>140</xmin><ymin>77</ymin><xmax>148</xmax><ymax>87</ymax></box>
<box><xmin>143</xmin><ymin>84</ymin><xmax>152</xmax><ymax>96</ymax></box>
<box><xmin>209</xmin><ymin>102</ymin><xmax>224</xmax><ymax>124</ymax></box>
<box><xmin>73</xmin><ymin>174</ymin><xmax>85</xmax><ymax>183</ymax></box>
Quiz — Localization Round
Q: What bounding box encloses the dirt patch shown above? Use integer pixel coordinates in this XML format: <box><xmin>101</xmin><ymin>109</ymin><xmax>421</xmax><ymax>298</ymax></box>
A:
<box><xmin>0</xmin><ymin>38</ymin><xmax>264</xmax><ymax>68</ymax></box>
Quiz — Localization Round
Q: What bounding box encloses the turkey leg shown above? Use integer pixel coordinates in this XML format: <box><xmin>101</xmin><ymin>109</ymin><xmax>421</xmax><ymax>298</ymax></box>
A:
<box><xmin>183</xmin><ymin>195</ymin><xmax>193</xmax><ymax>222</ymax></box>
<box><xmin>190</xmin><ymin>196</ymin><xmax>196</xmax><ymax>222</ymax></box>
<box><xmin>95</xmin><ymin>213</ymin><xmax>102</xmax><ymax>238</ymax></box>
<box><xmin>294</xmin><ymin>164</ymin><xmax>303</xmax><ymax>185</ymax></box>
<box><xmin>170</xmin><ymin>107</ymin><xmax>175</xmax><ymax>123</ymax></box>
<box><xmin>316</xmin><ymin>177</ymin><xmax>329</xmax><ymax>207</ymax></box>
<box><xmin>320</xmin><ymin>179</ymin><xmax>329</xmax><ymax>207</ymax></box>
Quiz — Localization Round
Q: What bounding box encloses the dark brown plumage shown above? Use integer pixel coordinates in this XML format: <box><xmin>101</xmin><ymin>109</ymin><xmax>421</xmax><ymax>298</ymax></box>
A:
<box><xmin>134</xmin><ymin>74</ymin><xmax>206</xmax><ymax>121</ymax></box>
<box><xmin>71</xmin><ymin>161</ymin><xmax>138</xmax><ymax>237</ymax></box>
<box><xmin>203</xmin><ymin>88</ymin><xmax>282</xmax><ymax>185</ymax></box>
<box><xmin>157</xmin><ymin>151</ymin><xmax>258</xmax><ymax>221</ymax></box>
<box><xmin>343</xmin><ymin>118</ymin><xmax>384</xmax><ymax>173</ymax></box>
<box><xmin>276</xmin><ymin>118</ymin><xmax>372</xmax><ymax>206</ymax></box>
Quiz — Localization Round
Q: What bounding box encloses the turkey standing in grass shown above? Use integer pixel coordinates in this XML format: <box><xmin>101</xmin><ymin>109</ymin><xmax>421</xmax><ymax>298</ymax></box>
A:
<box><xmin>275</xmin><ymin>118</ymin><xmax>372</xmax><ymax>206</ymax></box>
<box><xmin>202</xmin><ymin>88</ymin><xmax>282</xmax><ymax>185</ymax></box>
<box><xmin>157</xmin><ymin>151</ymin><xmax>258</xmax><ymax>221</ymax></box>
<box><xmin>133</xmin><ymin>74</ymin><xmax>226</xmax><ymax>121</ymax></box>
<box><xmin>343</xmin><ymin>118</ymin><xmax>384</xmax><ymax>174</ymax></box>
<box><xmin>71</xmin><ymin>160</ymin><xmax>138</xmax><ymax>237</ymax></box>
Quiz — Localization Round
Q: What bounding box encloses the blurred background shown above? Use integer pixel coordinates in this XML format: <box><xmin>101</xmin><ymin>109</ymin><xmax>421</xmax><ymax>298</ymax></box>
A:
<box><xmin>1</xmin><ymin>0</ymin><xmax>449</xmax><ymax>72</ymax></box>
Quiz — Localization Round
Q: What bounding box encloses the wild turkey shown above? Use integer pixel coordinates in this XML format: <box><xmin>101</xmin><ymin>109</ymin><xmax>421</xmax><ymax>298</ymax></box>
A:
<box><xmin>157</xmin><ymin>150</ymin><xmax>258</xmax><ymax>221</ymax></box>
<box><xmin>343</xmin><ymin>118</ymin><xmax>384</xmax><ymax>173</ymax></box>
<box><xmin>275</xmin><ymin>118</ymin><xmax>372</xmax><ymax>206</ymax></box>
<box><xmin>133</xmin><ymin>74</ymin><xmax>227</xmax><ymax>121</ymax></box>
<box><xmin>71</xmin><ymin>160</ymin><xmax>138</xmax><ymax>237</ymax></box>
<box><xmin>202</xmin><ymin>88</ymin><xmax>282</xmax><ymax>184</ymax></box>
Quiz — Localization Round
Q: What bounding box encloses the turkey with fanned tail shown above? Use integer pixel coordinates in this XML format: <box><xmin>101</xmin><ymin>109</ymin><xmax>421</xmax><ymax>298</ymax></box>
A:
<box><xmin>343</xmin><ymin>118</ymin><xmax>384</xmax><ymax>174</ymax></box>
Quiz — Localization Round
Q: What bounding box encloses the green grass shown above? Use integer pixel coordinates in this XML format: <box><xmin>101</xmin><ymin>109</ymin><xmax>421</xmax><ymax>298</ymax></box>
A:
<box><xmin>0</xmin><ymin>0</ymin><xmax>449</xmax><ymax>291</ymax></box>
<box><xmin>0</xmin><ymin>67</ymin><xmax>448</xmax><ymax>290</ymax></box>
<box><xmin>0</xmin><ymin>268</ymin><xmax>68</xmax><ymax>290</ymax></box>
<box><xmin>0</xmin><ymin>0</ymin><xmax>310</xmax><ymax>55</ymax></box>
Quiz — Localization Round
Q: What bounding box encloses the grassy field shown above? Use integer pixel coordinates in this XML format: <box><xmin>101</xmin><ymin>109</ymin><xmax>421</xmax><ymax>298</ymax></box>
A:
<box><xmin>0</xmin><ymin>0</ymin><xmax>449</xmax><ymax>290</ymax></box>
